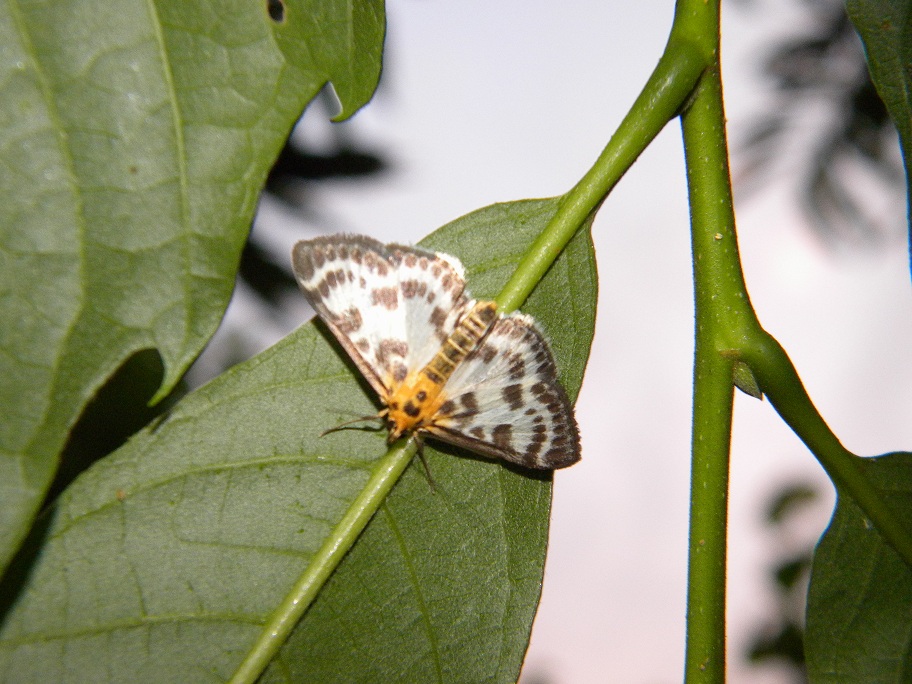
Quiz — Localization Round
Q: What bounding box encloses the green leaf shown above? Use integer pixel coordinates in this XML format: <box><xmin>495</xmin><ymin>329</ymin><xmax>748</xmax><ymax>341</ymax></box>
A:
<box><xmin>0</xmin><ymin>199</ymin><xmax>597</xmax><ymax>683</ymax></box>
<box><xmin>805</xmin><ymin>452</ymin><xmax>912</xmax><ymax>682</ymax></box>
<box><xmin>0</xmin><ymin>0</ymin><xmax>384</xmax><ymax>572</ymax></box>
<box><xmin>844</xmin><ymin>0</ymin><xmax>912</xmax><ymax>260</ymax></box>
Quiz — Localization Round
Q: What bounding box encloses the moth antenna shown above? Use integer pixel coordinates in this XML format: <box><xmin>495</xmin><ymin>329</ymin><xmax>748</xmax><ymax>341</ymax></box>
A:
<box><xmin>320</xmin><ymin>414</ymin><xmax>384</xmax><ymax>438</ymax></box>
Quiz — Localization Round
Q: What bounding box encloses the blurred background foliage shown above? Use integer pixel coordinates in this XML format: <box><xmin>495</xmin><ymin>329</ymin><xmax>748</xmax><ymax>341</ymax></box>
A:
<box><xmin>745</xmin><ymin>483</ymin><xmax>818</xmax><ymax>683</ymax></box>
<box><xmin>735</xmin><ymin>1</ymin><xmax>904</xmax><ymax>679</ymax></box>
<box><xmin>735</xmin><ymin>0</ymin><xmax>904</xmax><ymax>249</ymax></box>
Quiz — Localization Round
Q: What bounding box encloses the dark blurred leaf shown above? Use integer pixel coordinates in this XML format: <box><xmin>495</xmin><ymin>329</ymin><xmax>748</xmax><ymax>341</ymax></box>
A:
<box><xmin>268</xmin><ymin>144</ymin><xmax>386</xmax><ymax>188</ymax></box>
<box><xmin>767</xmin><ymin>483</ymin><xmax>818</xmax><ymax>525</ymax></box>
<box><xmin>737</xmin><ymin>0</ymin><xmax>902</xmax><ymax>247</ymax></box>
<box><xmin>748</xmin><ymin>622</ymin><xmax>807</xmax><ymax>671</ymax></box>
<box><xmin>845</xmin><ymin>0</ymin><xmax>912</xmax><ymax>268</ymax></box>
<box><xmin>744</xmin><ymin>481</ymin><xmax>816</xmax><ymax>681</ymax></box>
<box><xmin>239</xmin><ymin>241</ymin><xmax>299</xmax><ymax>303</ymax></box>
<box><xmin>775</xmin><ymin>553</ymin><xmax>813</xmax><ymax>590</ymax></box>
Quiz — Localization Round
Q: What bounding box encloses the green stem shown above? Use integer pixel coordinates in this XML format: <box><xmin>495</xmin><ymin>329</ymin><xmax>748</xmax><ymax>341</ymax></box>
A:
<box><xmin>685</xmin><ymin>336</ymin><xmax>733</xmax><ymax>682</ymax></box>
<box><xmin>674</xmin><ymin>4</ymin><xmax>912</xmax><ymax>683</ymax></box>
<box><xmin>229</xmin><ymin>439</ymin><xmax>416</xmax><ymax>684</ymax></box>
<box><xmin>496</xmin><ymin>23</ymin><xmax>706</xmax><ymax>313</ymax></box>
<box><xmin>680</xmin><ymin>76</ymin><xmax>734</xmax><ymax>684</ymax></box>
<box><xmin>674</xmin><ymin>0</ymin><xmax>735</xmax><ymax>680</ymax></box>
<box><xmin>743</xmin><ymin>333</ymin><xmax>912</xmax><ymax>568</ymax></box>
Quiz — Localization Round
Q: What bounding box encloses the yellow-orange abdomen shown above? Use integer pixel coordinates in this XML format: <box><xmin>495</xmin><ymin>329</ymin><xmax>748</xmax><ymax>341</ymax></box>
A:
<box><xmin>384</xmin><ymin>300</ymin><xmax>498</xmax><ymax>441</ymax></box>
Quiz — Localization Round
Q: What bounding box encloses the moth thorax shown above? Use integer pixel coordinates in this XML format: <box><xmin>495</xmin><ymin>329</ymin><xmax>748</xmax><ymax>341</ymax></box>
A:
<box><xmin>385</xmin><ymin>301</ymin><xmax>498</xmax><ymax>442</ymax></box>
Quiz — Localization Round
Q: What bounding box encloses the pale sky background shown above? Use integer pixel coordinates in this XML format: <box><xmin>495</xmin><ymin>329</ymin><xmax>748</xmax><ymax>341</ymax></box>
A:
<box><xmin>210</xmin><ymin>1</ymin><xmax>912</xmax><ymax>681</ymax></box>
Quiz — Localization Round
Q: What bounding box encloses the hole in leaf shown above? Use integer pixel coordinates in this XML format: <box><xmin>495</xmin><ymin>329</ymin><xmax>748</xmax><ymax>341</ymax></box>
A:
<box><xmin>267</xmin><ymin>0</ymin><xmax>285</xmax><ymax>22</ymax></box>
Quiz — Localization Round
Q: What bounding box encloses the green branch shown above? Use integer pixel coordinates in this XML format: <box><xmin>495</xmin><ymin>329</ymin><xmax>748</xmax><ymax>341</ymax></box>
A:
<box><xmin>742</xmin><ymin>333</ymin><xmax>912</xmax><ymax>568</ymax></box>
<box><xmin>680</xmin><ymin>66</ymin><xmax>734</xmax><ymax>684</ymax></box>
<box><xmin>496</xmin><ymin>23</ymin><xmax>705</xmax><ymax>313</ymax></box>
<box><xmin>669</xmin><ymin>0</ymin><xmax>736</xmax><ymax>681</ymax></box>
<box><xmin>675</xmin><ymin>2</ymin><xmax>912</xmax><ymax>682</ymax></box>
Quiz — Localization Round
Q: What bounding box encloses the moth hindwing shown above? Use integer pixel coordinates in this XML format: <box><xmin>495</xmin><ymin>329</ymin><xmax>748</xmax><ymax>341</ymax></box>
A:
<box><xmin>292</xmin><ymin>234</ymin><xmax>581</xmax><ymax>469</ymax></box>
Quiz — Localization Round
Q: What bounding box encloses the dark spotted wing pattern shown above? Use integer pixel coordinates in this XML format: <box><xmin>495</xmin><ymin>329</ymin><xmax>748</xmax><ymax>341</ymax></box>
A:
<box><xmin>292</xmin><ymin>235</ymin><xmax>581</xmax><ymax>469</ymax></box>
<box><xmin>292</xmin><ymin>235</ymin><xmax>468</xmax><ymax>395</ymax></box>
<box><xmin>426</xmin><ymin>313</ymin><xmax>580</xmax><ymax>468</ymax></box>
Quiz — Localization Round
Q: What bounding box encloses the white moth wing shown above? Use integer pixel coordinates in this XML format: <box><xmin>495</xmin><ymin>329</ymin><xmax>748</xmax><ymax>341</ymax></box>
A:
<box><xmin>386</xmin><ymin>243</ymin><xmax>471</xmax><ymax>372</ymax></box>
<box><xmin>426</xmin><ymin>313</ymin><xmax>581</xmax><ymax>469</ymax></box>
<box><xmin>292</xmin><ymin>235</ymin><xmax>469</xmax><ymax>395</ymax></box>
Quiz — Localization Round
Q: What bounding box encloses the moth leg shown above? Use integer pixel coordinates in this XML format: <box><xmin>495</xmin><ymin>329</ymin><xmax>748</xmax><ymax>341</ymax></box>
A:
<box><xmin>414</xmin><ymin>436</ymin><xmax>437</xmax><ymax>493</ymax></box>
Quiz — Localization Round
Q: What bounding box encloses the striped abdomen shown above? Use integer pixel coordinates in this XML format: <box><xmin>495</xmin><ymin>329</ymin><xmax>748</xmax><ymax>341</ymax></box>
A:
<box><xmin>422</xmin><ymin>301</ymin><xmax>497</xmax><ymax>385</ymax></box>
<box><xmin>384</xmin><ymin>301</ymin><xmax>497</xmax><ymax>441</ymax></box>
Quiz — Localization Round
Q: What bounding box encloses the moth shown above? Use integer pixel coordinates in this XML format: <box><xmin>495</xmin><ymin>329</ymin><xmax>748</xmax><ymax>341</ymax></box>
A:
<box><xmin>291</xmin><ymin>234</ymin><xmax>581</xmax><ymax>469</ymax></box>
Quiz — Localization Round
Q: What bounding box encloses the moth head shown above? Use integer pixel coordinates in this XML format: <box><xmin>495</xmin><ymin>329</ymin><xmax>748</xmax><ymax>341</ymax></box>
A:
<box><xmin>385</xmin><ymin>374</ymin><xmax>445</xmax><ymax>443</ymax></box>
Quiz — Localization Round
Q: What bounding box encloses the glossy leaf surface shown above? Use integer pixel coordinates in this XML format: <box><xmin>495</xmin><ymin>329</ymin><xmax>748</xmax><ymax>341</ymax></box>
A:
<box><xmin>0</xmin><ymin>0</ymin><xmax>384</xmax><ymax>571</ymax></box>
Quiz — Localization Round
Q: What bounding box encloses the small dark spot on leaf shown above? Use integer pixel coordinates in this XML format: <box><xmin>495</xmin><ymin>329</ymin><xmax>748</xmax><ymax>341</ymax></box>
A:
<box><xmin>267</xmin><ymin>0</ymin><xmax>285</xmax><ymax>22</ymax></box>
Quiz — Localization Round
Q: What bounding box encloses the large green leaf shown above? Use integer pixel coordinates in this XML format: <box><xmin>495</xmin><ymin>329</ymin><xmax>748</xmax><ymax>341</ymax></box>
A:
<box><xmin>0</xmin><ymin>199</ymin><xmax>597</xmax><ymax>682</ymax></box>
<box><xmin>844</xmin><ymin>0</ymin><xmax>912</xmax><ymax>261</ymax></box>
<box><xmin>0</xmin><ymin>0</ymin><xmax>384</xmax><ymax>572</ymax></box>
<box><xmin>806</xmin><ymin>452</ymin><xmax>912</xmax><ymax>682</ymax></box>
